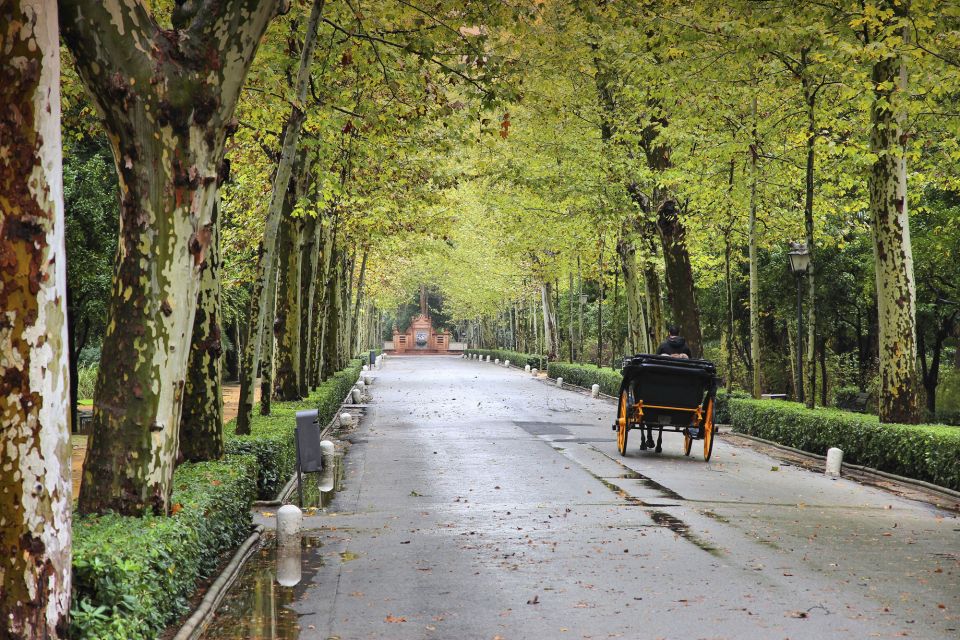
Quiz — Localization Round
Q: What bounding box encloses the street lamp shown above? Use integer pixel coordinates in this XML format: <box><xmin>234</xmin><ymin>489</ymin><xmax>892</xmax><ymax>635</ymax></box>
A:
<box><xmin>787</xmin><ymin>242</ymin><xmax>811</xmax><ymax>403</ymax></box>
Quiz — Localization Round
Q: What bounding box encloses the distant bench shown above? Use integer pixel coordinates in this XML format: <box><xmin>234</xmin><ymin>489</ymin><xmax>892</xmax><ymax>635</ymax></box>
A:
<box><xmin>760</xmin><ymin>393</ymin><xmax>787</xmax><ymax>401</ymax></box>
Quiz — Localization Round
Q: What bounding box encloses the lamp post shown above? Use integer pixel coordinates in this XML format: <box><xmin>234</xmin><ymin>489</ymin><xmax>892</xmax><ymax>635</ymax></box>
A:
<box><xmin>787</xmin><ymin>242</ymin><xmax>811</xmax><ymax>403</ymax></box>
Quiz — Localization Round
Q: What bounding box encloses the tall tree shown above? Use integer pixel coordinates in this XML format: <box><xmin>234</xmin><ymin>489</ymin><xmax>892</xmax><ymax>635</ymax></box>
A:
<box><xmin>62</xmin><ymin>0</ymin><xmax>283</xmax><ymax>515</ymax></box>
<box><xmin>865</xmin><ymin>2</ymin><xmax>923</xmax><ymax>423</ymax></box>
<box><xmin>0</xmin><ymin>1</ymin><xmax>72</xmax><ymax>635</ymax></box>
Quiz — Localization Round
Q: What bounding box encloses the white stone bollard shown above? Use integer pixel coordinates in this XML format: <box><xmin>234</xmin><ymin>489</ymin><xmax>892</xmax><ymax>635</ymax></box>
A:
<box><xmin>525</xmin><ymin>364</ymin><xmax>531</xmax><ymax>373</ymax></box>
<box><xmin>486</xmin><ymin>355</ymin><xmax>491</xmax><ymax>362</ymax></box>
<box><xmin>825</xmin><ymin>447</ymin><xmax>843</xmax><ymax>476</ymax></box>
<box><xmin>504</xmin><ymin>360</ymin><xmax>510</xmax><ymax>368</ymax></box>
<box><xmin>351</xmin><ymin>388</ymin><xmax>362</xmax><ymax>403</ymax></box>
<box><xmin>495</xmin><ymin>358</ymin><xmax>500</xmax><ymax>365</ymax></box>
<box><xmin>531</xmin><ymin>368</ymin><xmax>538</xmax><ymax>376</ymax></box>
<box><xmin>591</xmin><ymin>384</ymin><xmax>600</xmax><ymax>398</ymax></box>
<box><xmin>339</xmin><ymin>412</ymin><xmax>353</xmax><ymax>426</ymax></box>
<box><xmin>362</xmin><ymin>364</ymin><xmax>369</xmax><ymax>372</ymax></box>
<box><xmin>276</xmin><ymin>541</ymin><xmax>302</xmax><ymax>587</ymax></box>
<box><xmin>557</xmin><ymin>377</ymin><xmax>564</xmax><ymax>388</ymax></box>
<box><xmin>320</xmin><ymin>440</ymin><xmax>336</xmax><ymax>460</ymax></box>
<box><xmin>277</xmin><ymin>504</ymin><xmax>302</xmax><ymax>546</ymax></box>
<box><xmin>363</xmin><ymin>375</ymin><xmax>372</xmax><ymax>386</ymax></box>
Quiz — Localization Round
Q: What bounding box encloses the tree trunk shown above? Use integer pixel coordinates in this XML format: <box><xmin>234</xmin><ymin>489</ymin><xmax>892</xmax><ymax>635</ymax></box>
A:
<box><xmin>803</xmin><ymin>77</ymin><xmax>818</xmax><ymax>408</ymax></box>
<box><xmin>260</xmin><ymin>269</ymin><xmax>276</xmax><ymax>416</ymax></box>
<box><xmin>0</xmin><ymin>2</ymin><xmax>72</xmax><ymax>633</ymax></box>
<box><xmin>63</xmin><ymin>0</ymin><xmax>281</xmax><ymax>515</ymax></box>
<box><xmin>273</xmin><ymin>210</ymin><xmax>302</xmax><ymax>401</ymax></box>
<box><xmin>868</xmin><ymin>20</ymin><xmax>922</xmax><ymax>424</ymax></box>
<box><xmin>640</xmin><ymin>228</ymin><xmax>665</xmax><ymax>348</ymax></box>
<box><xmin>540</xmin><ymin>281</ymin><xmax>559</xmax><ymax>360</ymax></box>
<box><xmin>236</xmin><ymin>250</ymin><xmax>263</xmax><ymax>433</ymax></box>
<box><xmin>243</xmin><ymin>0</ymin><xmax>326</xmax><ymax>424</ymax></box>
<box><xmin>351</xmin><ymin>249</ymin><xmax>369</xmax><ymax>354</ymax></box>
<box><xmin>618</xmin><ymin>236</ymin><xmax>649</xmax><ymax>354</ymax></box>
<box><xmin>180</xmin><ymin>197</ymin><xmax>224</xmax><ymax>461</ymax></box>
<box><xmin>298</xmin><ymin>213</ymin><xmax>317</xmax><ymax>397</ymax></box>
<box><xmin>322</xmin><ymin>247</ymin><xmax>342</xmax><ymax>379</ymax></box>
<box><xmin>749</xmin><ymin>96</ymin><xmax>762</xmax><ymax>399</ymax></box>
<box><xmin>657</xmin><ymin>199</ymin><xmax>703</xmax><ymax>358</ymax></box>
<box><xmin>724</xmin><ymin>233</ymin><xmax>736</xmax><ymax>393</ymax></box>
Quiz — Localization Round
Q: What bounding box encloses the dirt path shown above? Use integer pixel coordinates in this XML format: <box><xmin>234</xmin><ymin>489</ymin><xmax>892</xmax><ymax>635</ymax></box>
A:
<box><xmin>71</xmin><ymin>381</ymin><xmax>259</xmax><ymax>499</ymax></box>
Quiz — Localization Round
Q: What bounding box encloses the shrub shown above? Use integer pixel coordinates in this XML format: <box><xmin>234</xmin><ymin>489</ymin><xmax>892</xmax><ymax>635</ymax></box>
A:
<box><xmin>465</xmin><ymin>348</ymin><xmax>546</xmax><ymax>370</ymax></box>
<box><xmin>225</xmin><ymin>358</ymin><xmax>363</xmax><ymax>498</ymax></box>
<box><xmin>729</xmin><ymin>398</ymin><xmax>960</xmax><ymax>490</ymax></box>
<box><xmin>546</xmin><ymin>361</ymin><xmax>623</xmax><ymax>397</ymax></box>
<box><xmin>714</xmin><ymin>389</ymin><xmax>749</xmax><ymax>424</ymax></box>
<box><xmin>76</xmin><ymin>365</ymin><xmax>98</xmax><ymax>401</ymax></box>
<box><xmin>71</xmin><ymin>455</ymin><xmax>258</xmax><ymax>640</ymax></box>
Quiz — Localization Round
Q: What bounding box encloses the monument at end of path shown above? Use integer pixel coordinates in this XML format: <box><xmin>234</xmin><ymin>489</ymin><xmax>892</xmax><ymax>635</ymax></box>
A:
<box><xmin>386</xmin><ymin>286</ymin><xmax>463</xmax><ymax>354</ymax></box>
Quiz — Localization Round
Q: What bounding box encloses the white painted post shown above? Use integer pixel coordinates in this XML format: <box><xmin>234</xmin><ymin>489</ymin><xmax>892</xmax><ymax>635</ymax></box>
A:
<box><xmin>339</xmin><ymin>412</ymin><xmax>353</xmax><ymax>426</ymax></box>
<box><xmin>556</xmin><ymin>377</ymin><xmax>564</xmax><ymax>388</ymax></box>
<box><xmin>591</xmin><ymin>384</ymin><xmax>600</xmax><ymax>398</ymax></box>
<box><xmin>486</xmin><ymin>355</ymin><xmax>491</xmax><ymax>362</ymax></box>
<box><xmin>363</xmin><ymin>375</ymin><xmax>372</xmax><ymax>385</ymax></box>
<box><xmin>531</xmin><ymin>368</ymin><xmax>538</xmax><ymax>376</ymax></box>
<box><xmin>351</xmin><ymin>388</ymin><xmax>362</xmax><ymax>403</ymax></box>
<box><xmin>525</xmin><ymin>364</ymin><xmax>531</xmax><ymax>373</ymax></box>
<box><xmin>504</xmin><ymin>360</ymin><xmax>510</xmax><ymax>368</ymax></box>
<box><xmin>495</xmin><ymin>358</ymin><xmax>500</xmax><ymax>365</ymax></box>
<box><xmin>362</xmin><ymin>364</ymin><xmax>369</xmax><ymax>372</ymax></box>
<box><xmin>825</xmin><ymin>448</ymin><xmax>843</xmax><ymax>476</ymax></box>
<box><xmin>320</xmin><ymin>440</ymin><xmax>335</xmax><ymax>460</ymax></box>
<box><xmin>277</xmin><ymin>504</ymin><xmax>302</xmax><ymax>546</ymax></box>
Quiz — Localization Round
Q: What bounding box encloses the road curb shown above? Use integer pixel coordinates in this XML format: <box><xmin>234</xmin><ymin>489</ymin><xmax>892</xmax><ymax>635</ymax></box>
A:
<box><xmin>724</xmin><ymin>431</ymin><xmax>960</xmax><ymax>501</ymax></box>
<box><xmin>171</xmin><ymin>524</ymin><xmax>264</xmax><ymax>640</ymax></box>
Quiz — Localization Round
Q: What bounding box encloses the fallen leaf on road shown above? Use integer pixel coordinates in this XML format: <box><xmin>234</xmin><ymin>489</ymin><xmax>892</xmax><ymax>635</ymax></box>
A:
<box><xmin>787</xmin><ymin>610</ymin><xmax>808</xmax><ymax>618</ymax></box>
<box><xmin>385</xmin><ymin>615</ymin><xmax>407</xmax><ymax>623</ymax></box>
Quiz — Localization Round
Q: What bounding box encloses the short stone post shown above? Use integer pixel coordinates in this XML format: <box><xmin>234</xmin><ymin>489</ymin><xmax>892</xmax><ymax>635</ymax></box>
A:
<box><xmin>591</xmin><ymin>384</ymin><xmax>600</xmax><ymax>398</ymax></box>
<box><xmin>525</xmin><ymin>364</ymin><xmax>531</xmax><ymax>373</ymax></box>
<box><xmin>504</xmin><ymin>360</ymin><xmax>510</xmax><ymax>368</ymax></box>
<box><xmin>339</xmin><ymin>412</ymin><xmax>353</xmax><ymax>427</ymax></box>
<box><xmin>825</xmin><ymin>447</ymin><xmax>843</xmax><ymax>476</ymax></box>
<box><xmin>277</xmin><ymin>504</ymin><xmax>302</xmax><ymax>546</ymax></box>
<box><xmin>319</xmin><ymin>439</ymin><xmax>336</xmax><ymax>494</ymax></box>
<box><xmin>531</xmin><ymin>368</ymin><xmax>538</xmax><ymax>376</ymax></box>
<box><xmin>495</xmin><ymin>358</ymin><xmax>500</xmax><ymax>365</ymax></box>
<box><xmin>351</xmin><ymin>388</ymin><xmax>362</xmax><ymax>403</ymax></box>
<box><xmin>556</xmin><ymin>377</ymin><xmax>564</xmax><ymax>388</ymax></box>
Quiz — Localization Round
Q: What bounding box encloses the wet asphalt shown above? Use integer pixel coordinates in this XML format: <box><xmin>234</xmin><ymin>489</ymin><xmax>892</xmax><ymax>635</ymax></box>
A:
<box><xmin>252</xmin><ymin>355</ymin><xmax>959</xmax><ymax>639</ymax></box>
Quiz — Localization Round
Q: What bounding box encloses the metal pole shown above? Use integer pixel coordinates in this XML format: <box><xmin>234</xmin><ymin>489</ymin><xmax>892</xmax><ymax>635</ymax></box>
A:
<box><xmin>796</xmin><ymin>274</ymin><xmax>805</xmax><ymax>404</ymax></box>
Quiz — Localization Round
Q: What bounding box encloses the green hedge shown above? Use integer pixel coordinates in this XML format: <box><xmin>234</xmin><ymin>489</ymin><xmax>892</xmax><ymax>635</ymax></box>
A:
<box><xmin>71</xmin><ymin>455</ymin><xmax>258</xmax><ymax>639</ymax></box>
<box><xmin>729</xmin><ymin>398</ymin><xmax>960</xmax><ymax>490</ymax></box>
<box><xmin>714</xmin><ymin>389</ymin><xmax>750</xmax><ymax>424</ymax></box>
<box><xmin>546</xmin><ymin>361</ymin><xmax>623</xmax><ymax>397</ymax></box>
<box><xmin>225</xmin><ymin>358</ymin><xmax>363</xmax><ymax>498</ymax></box>
<box><xmin>465</xmin><ymin>348</ymin><xmax>546</xmax><ymax>370</ymax></box>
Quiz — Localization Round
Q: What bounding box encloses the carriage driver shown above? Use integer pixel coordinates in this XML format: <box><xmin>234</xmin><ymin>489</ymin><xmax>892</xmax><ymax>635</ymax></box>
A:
<box><xmin>657</xmin><ymin>325</ymin><xmax>692</xmax><ymax>359</ymax></box>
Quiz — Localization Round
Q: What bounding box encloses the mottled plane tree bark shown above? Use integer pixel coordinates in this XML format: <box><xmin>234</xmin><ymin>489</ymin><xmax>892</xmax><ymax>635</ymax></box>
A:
<box><xmin>0</xmin><ymin>1</ymin><xmax>72</xmax><ymax>635</ymax></box>
<box><xmin>866</xmin><ymin>5</ymin><xmax>922</xmax><ymax>424</ymax></box>
<box><xmin>61</xmin><ymin>0</ymin><xmax>285</xmax><ymax>515</ymax></box>
<box><xmin>180</xmin><ymin>197</ymin><xmax>223</xmax><ymax>461</ymax></box>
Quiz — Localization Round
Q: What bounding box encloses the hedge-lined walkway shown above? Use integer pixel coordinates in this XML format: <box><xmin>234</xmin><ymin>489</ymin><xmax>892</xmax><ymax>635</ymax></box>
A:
<box><xmin>237</xmin><ymin>355</ymin><xmax>958</xmax><ymax>640</ymax></box>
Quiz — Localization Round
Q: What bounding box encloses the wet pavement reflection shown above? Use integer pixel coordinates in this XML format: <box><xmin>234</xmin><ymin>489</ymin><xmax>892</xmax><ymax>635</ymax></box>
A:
<box><xmin>199</xmin><ymin>452</ymin><xmax>343</xmax><ymax>640</ymax></box>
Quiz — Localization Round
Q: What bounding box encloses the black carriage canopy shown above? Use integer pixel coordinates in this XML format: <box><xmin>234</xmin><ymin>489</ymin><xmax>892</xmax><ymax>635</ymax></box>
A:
<box><xmin>620</xmin><ymin>354</ymin><xmax>717</xmax><ymax>426</ymax></box>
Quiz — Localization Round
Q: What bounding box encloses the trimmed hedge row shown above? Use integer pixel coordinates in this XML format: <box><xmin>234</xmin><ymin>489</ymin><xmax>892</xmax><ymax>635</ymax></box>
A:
<box><xmin>465</xmin><ymin>348</ymin><xmax>547</xmax><ymax>370</ymax></box>
<box><xmin>729</xmin><ymin>398</ymin><xmax>960</xmax><ymax>490</ymax></box>
<box><xmin>714</xmin><ymin>389</ymin><xmax>750</xmax><ymax>424</ymax></box>
<box><xmin>225</xmin><ymin>358</ymin><xmax>363</xmax><ymax>499</ymax></box>
<box><xmin>70</xmin><ymin>358</ymin><xmax>364</xmax><ymax>639</ymax></box>
<box><xmin>546</xmin><ymin>361</ymin><xmax>623</xmax><ymax>397</ymax></box>
<box><xmin>71</xmin><ymin>455</ymin><xmax>258</xmax><ymax>639</ymax></box>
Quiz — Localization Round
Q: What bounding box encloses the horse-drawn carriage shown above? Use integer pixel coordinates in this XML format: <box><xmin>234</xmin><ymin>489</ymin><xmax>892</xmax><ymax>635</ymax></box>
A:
<box><xmin>613</xmin><ymin>354</ymin><xmax>718</xmax><ymax>461</ymax></box>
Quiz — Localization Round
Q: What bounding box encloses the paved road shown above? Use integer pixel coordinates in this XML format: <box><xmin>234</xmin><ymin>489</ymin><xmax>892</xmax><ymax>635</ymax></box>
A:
<box><xmin>256</xmin><ymin>356</ymin><xmax>959</xmax><ymax>639</ymax></box>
